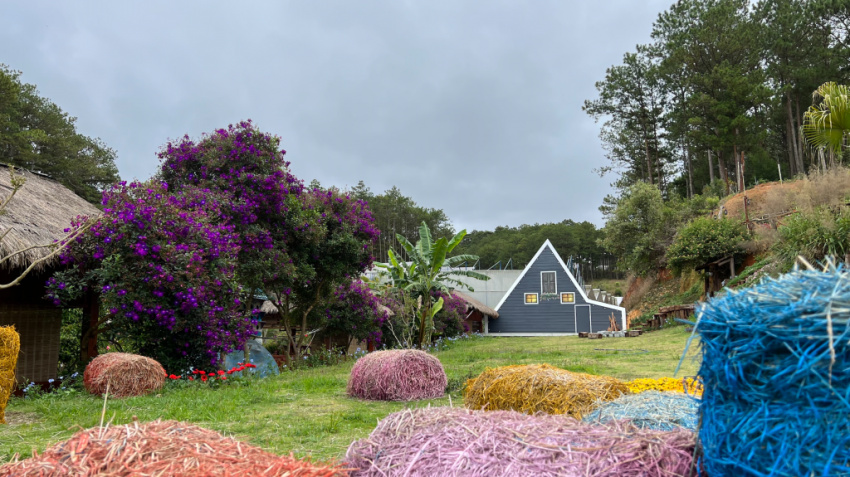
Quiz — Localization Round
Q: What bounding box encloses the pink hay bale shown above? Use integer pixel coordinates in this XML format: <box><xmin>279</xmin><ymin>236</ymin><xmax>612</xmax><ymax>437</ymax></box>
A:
<box><xmin>345</xmin><ymin>407</ymin><xmax>699</xmax><ymax>477</ymax></box>
<box><xmin>0</xmin><ymin>419</ymin><xmax>349</xmax><ymax>476</ymax></box>
<box><xmin>347</xmin><ymin>350</ymin><xmax>447</xmax><ymax>401</ymax></box>
<box><xmin>83</xmin><ymin>352</ymin><xmax>166</xmax><ymax>398</ymax></box>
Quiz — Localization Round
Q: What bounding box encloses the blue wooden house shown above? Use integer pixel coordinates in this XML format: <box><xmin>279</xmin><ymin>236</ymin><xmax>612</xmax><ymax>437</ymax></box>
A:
<box><xmin>487</xmin><ymin>240</ymin><xmax>626</xmax><ymax>335</ymax></box>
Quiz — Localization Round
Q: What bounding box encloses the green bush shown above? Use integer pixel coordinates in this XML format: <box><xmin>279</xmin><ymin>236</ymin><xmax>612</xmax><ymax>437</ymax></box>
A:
<box><xmin>666</xmin><ymin>217</ymin><xmax>750</xmax><ymax>275</ymax></box>
<box><xmin>776</xmin><ymin>207</ymin><xmax>850</xmax><ymax>264</ymax></box>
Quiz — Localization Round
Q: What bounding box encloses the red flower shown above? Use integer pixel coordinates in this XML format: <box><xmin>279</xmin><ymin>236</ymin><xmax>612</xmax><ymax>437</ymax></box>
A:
<box><xmin>188</xmin><ymin>377</ymin><xmax>194</xmax><ymax>381</ymax></box>
<box><xmin>201</xmin><ymin>376</ymin><xmax>208</xmax><ymax>382</ymax></box>
<box><xmin>199</xmin><ymin>370</ymin><xmax>206</xmax><ymax>375</ymax></box>
<box><xmin>220</xmin><ymin>376</ymin><xmax>227</xmax><ymax>381</ymax></box>
<box><xmin>169</xmin><ymin>374</ymin><xmax>178</xmax><ymax>379</ymax></box>
<box><xmin>217</xmin><ymin>370</ymin><xmax>225</xmax><ymax>375</ymax></box>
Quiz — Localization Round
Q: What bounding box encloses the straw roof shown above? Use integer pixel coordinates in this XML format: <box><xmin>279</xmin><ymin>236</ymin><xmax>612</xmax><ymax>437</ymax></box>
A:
<box><xmin>0</xmin><ymin>164</ymin><xmax>101</xmax><ymax>271</ymax></box>
<box><xmin>453</xmin><ymin>291</ymin><xmax>499</xmax><ymax>318</ymax></box>
<box><xmin>259</xmin><ymin>300</ymin><xmax>279</xmax><ymax>314</ymax></box>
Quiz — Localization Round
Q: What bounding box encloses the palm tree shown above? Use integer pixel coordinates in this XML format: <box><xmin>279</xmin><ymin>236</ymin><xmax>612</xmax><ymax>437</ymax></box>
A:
<box><xmin>376</xmin><ymin>222</ymin><xmax>489</xmax><ymax>349</ymax></box>
<box><xmin>802</xmin><ymin>82</ymin><xmax>850</xmax><ymax>165</ymax></box>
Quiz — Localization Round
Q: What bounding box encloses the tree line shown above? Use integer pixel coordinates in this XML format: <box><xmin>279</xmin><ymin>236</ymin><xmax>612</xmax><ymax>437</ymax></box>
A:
<box><xmin>584</xmin><ymin>0</ymin><xmax>850</xmax><ymax>200</ymax></box>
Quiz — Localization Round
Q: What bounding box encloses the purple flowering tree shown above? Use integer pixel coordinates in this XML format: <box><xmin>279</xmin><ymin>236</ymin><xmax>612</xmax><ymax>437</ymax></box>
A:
<box><xmin>157</xmin><ymin>122</ymin><xmax>378</xmax><ymax>365</ymax></box>
<box><xmin>320</xmin><ymin>280</ymin><xmax>388</xmax><ymax>350</ymax></box>
<box><xmin>50</xmin><ymin>121</ymin><xmax>378</xmax><ymax>369</ymax></box>
<box><xmin>47</xmin><ymin>181</ymin><xmax>249</xmax><ymax>371</ymax></box>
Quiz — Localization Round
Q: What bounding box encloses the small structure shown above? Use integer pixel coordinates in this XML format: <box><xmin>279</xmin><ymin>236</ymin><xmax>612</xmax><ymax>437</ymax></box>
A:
<box><xmin>488</xmin><ymin>240</ymin><xmax>626</xmax><ymax>335</ymax></box>
<box><xmin>0</xmin><ymin>165</ymin><xmax>101</xmax><ymax>384</ymax></box>
<box><xmin>452</xmin><ymin>291</ymin><xmax>498</xmax><ymax>333</ymax></box>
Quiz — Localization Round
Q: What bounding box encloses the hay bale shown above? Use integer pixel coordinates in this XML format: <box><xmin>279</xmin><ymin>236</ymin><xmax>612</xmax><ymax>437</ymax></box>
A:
<box><xmin>626</xmin><ymin>377</ymin><xmax>703</xmax><ymax>397</ymax></box>
<box><xmin>83</xmin><ymin>352</ymin><xmax>165</xmax><ymax>398</ymax></box>
<box><xmin>463</xmin><ymin>364</ymin><xmax>628</xmax><ymax>418</ymax></box>
<box><xmin>583</xmin><ymin>391</ymin><xmax>699</xmax><ymax>431</ymax></box>
<box><xmin>697</xmin><ymin>264</ymin><xmax>850</xmax><ymax>476</ymax></box>
<box><xmin>347</xmin><ymin>349</ymin><xmax>446</xmax><ymax>401</ymax></box>
<box><xmin>345</xmin><ymin>407</ymin><xmax>698</xmax><ymax>477</ymax></box>
<box><xmin>0</xmin><ymin>419</ymin><xmax>348</xmax><ymax>476</ymax></box>
<box><xmin>0</xmin><ymin>326</ymin><xmax>21</xmax><ymax>425</ymax></box>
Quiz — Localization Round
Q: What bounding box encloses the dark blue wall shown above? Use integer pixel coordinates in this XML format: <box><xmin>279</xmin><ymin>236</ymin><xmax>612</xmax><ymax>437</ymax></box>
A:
<box><xmin>490</xmin><ymin>246</ymin><xmax>623</xmax><ymax>333</ymax></box>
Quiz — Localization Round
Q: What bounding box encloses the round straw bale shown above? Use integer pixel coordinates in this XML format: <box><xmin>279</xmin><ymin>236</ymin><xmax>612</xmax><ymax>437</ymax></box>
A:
<box><xmin>345</xmin><ymin>406</ymin><xmax>699</xmax><ymax>477</ymax></box>
<box><xmin>583</xmin><ymin>390</ymin><xmax>699</xmax><ymax>431</ymax></box>
<box><xmin>347</xmin><ymin>349</ymin><xmax>446</xmax><ymax>401</ymax></box>
<box><xmin>463</xmin><ymin>364</ymin><xmax>628</xmax><ymax>417</ymax></box>
<box><xmin>0</xmin><ymin>326</ymin><xmax>21</xmax><ymax>425</ymax></box>
<box><xmin>0</xmin><ymin>419</ymin><xmax>348</xmax><ymax>476</ymax></box>
<box><xmin>626</xmin><ymin>377</ymin><xmax>703</xmax><ymax>397</ymax></box>
<box><xmin>83</xmin><ymin>352</ymin><xmax>165</xmax><ymax>398</ymax></box>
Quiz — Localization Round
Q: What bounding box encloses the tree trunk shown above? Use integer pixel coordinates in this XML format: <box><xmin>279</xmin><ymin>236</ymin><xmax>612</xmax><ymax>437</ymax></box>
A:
<box><xmin>717</xmin><ymin>151</ymin><xmax>729</xmax><ymax>194</ymax></box>
<box><xmin>796</xmin><ymin>93</ymin><xmax>805</xmax><ymax>169</ymax></box>
<box><xmin>644</xmin><ymin>138</ymin><xmax>654</xmax><ymax>185</ymax></box>
<box><xmin>734</xmin><ymin>143</ymin><xmax>741</xmax><ymax>192</ymax></box>
<box><xmin>786</xmin><ymin>117</ymin><xmax>797</xmax><ymax>176</ymax></box>
<box><xmin>686</xmin><ymin>144</ymin><xmax>694</xmax><ymax>198</ymax></box>
<box><xmin>417</xmin><ymin>297</ymin><xmax>430</xmax><ymax>349</ymax></box>
<box><xmin>786</xmin><ymin>92</ymin><xmax>804</xmax><ymax>175</ymax></box>
<box><xmin>708</xmin><ymin>150</ymin><xmax>715</xmax><ymax>184</ymax></box>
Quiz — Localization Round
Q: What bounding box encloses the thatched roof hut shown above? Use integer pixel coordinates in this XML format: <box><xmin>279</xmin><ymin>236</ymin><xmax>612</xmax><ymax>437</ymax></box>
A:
<box><xmin>0</xmin><ymin>164</ymin><xmax>102</xmax><ymax>384</ymax></box>
<box><xmin>453</xmin><ymin>291</ymin><xmax>499</xmax><ymax>318</ymax></box>
<box><xmin>453</xmin><ymin>291</ymin><xmax>498</xmax><ymax>334</ymax></box>
<box><xmin>0</xmin><ymin>164</ymin><xmax>100</xmax><ymax>272</ymax></box>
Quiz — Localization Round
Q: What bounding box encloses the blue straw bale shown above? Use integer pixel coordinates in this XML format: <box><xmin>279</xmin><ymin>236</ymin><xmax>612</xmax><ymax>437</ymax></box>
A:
<box><xmin>583</xmin><ymin>391</ymin><xmax>699</xmax><ymax>431</ymax></box>
<box><xmin>696</xmin><ymin>263</ymin><xmax>850</xmax><ymax>477</ymax></box>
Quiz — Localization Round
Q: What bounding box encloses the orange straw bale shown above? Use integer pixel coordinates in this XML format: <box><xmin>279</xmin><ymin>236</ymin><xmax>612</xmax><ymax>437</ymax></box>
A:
<box><xmin>83</xmin><ymin>352</ymin><xmax>165</xmax><ymax>398</ymax></box>
<box><xmin>0</xmin><ymin>419</ymin><xmax>349</xmax><ymax>476</ymax></box>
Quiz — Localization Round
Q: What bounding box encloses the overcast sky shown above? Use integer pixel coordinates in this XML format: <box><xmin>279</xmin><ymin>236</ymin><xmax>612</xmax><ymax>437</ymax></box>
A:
<box><xmin>2</xmin><ymin>1</ymin><xmax>671</xmax><ymax>232</ymax></box>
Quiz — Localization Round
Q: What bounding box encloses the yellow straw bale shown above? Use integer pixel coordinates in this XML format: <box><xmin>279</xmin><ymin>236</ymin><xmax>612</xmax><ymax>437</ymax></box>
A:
<box><xmin>626</xmin><ymin>377</ymin><xmax>703</xmax><ymax>397</ymax></box>
<box><xmin>0</xmin><ymin>326</ymin><xmax>21</xmax><ymax>424</ymax></box>
<box><xmin>463</xmin><ymin>364</ymin><xmax>629</xmax><ymax>418</ymax></box>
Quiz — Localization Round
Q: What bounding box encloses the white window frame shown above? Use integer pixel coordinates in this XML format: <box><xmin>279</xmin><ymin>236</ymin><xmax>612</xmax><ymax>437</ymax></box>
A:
<box><xmin>524</xmin><ymin>293</ymin><xmax>539</xmax><ymax>305</ymax></box>
<box><xmin>560</xmin><ymin>292</ymin><xmax>575</xmax><ymax>304</ymax></box>
<box><xmin>540</xmin><ymin>271</ymin><xmax>557</xmax><ymax>295</ymax></box>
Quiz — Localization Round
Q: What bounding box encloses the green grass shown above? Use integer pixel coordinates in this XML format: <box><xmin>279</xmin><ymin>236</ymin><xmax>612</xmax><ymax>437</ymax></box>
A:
<box><xmin>1</xmin><ymin>328</ymin><xmax>699</xmax><ymax>462</ymax></box>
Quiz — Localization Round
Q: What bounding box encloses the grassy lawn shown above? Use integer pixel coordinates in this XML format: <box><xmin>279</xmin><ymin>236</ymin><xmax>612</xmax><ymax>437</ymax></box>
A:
<box><xmin>0</xmin><ymin>327</ymin><xmax>699</xmax><ymax>463</ymax></box>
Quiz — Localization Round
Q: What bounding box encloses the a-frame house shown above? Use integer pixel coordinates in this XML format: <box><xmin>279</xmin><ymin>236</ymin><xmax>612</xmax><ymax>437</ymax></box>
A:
<box><xmin>487</xmin><ymin>239</ymin><xmax>626</xmax><ymax>335</ymax></box>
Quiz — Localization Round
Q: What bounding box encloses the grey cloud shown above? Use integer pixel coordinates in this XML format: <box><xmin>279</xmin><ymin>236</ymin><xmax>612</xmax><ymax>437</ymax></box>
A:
<box><xmin>2</xmin><ymin>0</ymin><xmax>671</xmax><ymax>231</ymax></box>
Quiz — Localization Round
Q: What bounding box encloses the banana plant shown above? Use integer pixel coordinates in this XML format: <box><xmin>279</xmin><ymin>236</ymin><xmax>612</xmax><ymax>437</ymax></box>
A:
<box><xmin>375</xmin><ymin>221</ymin><xmax>490</xmax><ymax>348</ymax></box>
<box><xmin>802</xmin><ymin>82</ymin><xmax>849</xmax><ymax>158</ymax></box>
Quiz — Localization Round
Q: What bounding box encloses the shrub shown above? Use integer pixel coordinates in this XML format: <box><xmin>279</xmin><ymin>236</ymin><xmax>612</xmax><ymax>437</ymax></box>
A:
<box><xmin>776</xmin><ymin>207</ymin><xmax>850</xmax><ymax>264</ymax></box>
<box><xmin>666</xmin><ymin>217</ymin><xmax>749</xmax><ymax>275</ymax></box>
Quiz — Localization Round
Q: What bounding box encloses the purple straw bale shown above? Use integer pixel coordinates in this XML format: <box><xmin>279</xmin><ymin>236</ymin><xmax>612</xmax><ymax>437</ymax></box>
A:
<box><xmin>346</xmin><ymin>407</ymin><xmax>698</xmax><ymax>477</ymax></box>
<box><xmin>347</xmin><ymin>349</ymin><xmax>447</xmax><ymax>401</ymax></box>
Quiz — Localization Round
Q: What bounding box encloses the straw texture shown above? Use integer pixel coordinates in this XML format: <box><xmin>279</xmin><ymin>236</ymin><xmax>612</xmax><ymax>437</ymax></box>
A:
<box><xmin>83</xmin><ymin>352</ymin><xmax>166</xmax><ymax>398</ymax></box>
<box><xmin>345</xmin><ymin>406</ymin><xmax>698</xmax><ymax>477</ymax></box>
<box><xmin>347</xmin><ymin>350</ymin><xmax>446</xmax><ymax>401</ymax></box>
<box><xmin>0</xmin><ymin>419</ymin><xmax>349</xmax><ymax>476</ymax></box>
<box><xmin>0</xmin><ymin>164</ymin><xmax>100</xmax><ymax>272</ymax></box>
<box><xmin>697</xmin><ymin>263</ymin><xmax>850</xmax><ymax>476</ymax></box>
<box><xmin>626</xmin><ymin>377</ymin><xmax>703</xmax><ymax>397</ymax></box>
<box><xmin>463</xmin><ymin>364</ymin><xmax>628</xmax><ymax>417</ymax></box>
<box><xmin>583</xmin><ymin>391</ymin><xmax>699</xmax><ymax>431</ymax></box>
<box><xmin>0</xmin><ymin>326</ymin><xmax>20</xmax><ymax>424</ymax></box>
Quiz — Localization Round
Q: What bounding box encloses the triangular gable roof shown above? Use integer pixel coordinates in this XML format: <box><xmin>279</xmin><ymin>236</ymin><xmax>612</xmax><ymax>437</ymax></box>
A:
<box><xmin>494</xmin><ymin>239</ymin><xmax>626</xmax><ymax>318</ymax></box>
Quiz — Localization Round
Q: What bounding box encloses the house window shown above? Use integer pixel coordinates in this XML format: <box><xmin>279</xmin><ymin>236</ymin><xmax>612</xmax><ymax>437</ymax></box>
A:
<box><xmin>524</xmin><ymin>293</ymin><xmax>538</xmax><ymax>304</ymax></box>
<box><xmin>541</xmin><ymin>271</ymin><xmax>556</xmax><ymax>294</ymax></box>
<box><xmin>560</xmin><ymin>292</ymin><xmax>575</xmax><ymax>304</ymax></box>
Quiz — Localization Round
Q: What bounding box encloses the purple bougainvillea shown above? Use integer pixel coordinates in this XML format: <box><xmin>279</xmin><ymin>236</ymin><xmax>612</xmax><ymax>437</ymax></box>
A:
<box><xmin>322</xmin><ymin>280</ymin><xmax>388</xmax><ymax>345</ymax></box>
<box><xmin>48</xmin><ymin>121</ymin><xmax>379</xmax><ymax>370</ymax></box>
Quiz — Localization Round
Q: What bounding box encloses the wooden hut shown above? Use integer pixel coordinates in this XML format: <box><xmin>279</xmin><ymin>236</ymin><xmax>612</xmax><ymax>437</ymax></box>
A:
<box><xmin>0</xmin><ymin>165</ymin><xmax>100</xmax><ymax>384</ymax></box>
<box><xmin>452</xmin><ymin>291</ymin><xmax>498</xmax><ymax>333</ymax></box>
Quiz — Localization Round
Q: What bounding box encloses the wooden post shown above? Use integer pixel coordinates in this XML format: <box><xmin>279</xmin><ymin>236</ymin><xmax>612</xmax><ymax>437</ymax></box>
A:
<box><xmin>80</xmin><ymin>291</ymin><xmax>100</xmax><ymax>363</ymax></box>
